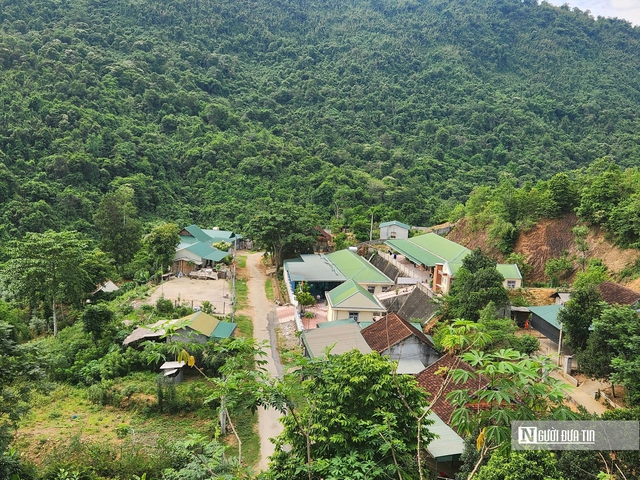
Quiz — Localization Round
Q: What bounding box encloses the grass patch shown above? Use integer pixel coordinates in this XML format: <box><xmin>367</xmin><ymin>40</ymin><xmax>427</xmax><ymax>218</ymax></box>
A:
<box><xmin>235</xmin><ymin>278</ymin><xmax>248</xmax><ymax>310</ymax></box>
<box><xmin>228</xmin><ymin>409</ymin><xmax>260</xmax><ymax>468</ymax></box>
<box><xmin>235</xmin><ymin>314</ymin><xmax>253</xmax><ymax>337</ymax></box>
<box><xmin>265</xmin><ymin>278</ymin><xmax>275</xmax><ymax>302</ymax></box>
<box><xmin>236</xmin><ymin>255</ymin><xmax>247</xmax><ymax>269</ymax></box>
<box><xmin>16</xmin><ymin>380</ymin><xmax>217</xmax><ymax>467</ymax></box>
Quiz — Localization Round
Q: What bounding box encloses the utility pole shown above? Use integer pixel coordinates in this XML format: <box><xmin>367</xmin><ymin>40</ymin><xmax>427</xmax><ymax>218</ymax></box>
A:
<box><xmin>231</xmin><ymin>236</ymin><xmax>237</xmax><ymax>322</ymax></box>
<box><xmin>369</xmin><ymin>213</ymin><xmax>374</xmax><ymax>242</ymax></box>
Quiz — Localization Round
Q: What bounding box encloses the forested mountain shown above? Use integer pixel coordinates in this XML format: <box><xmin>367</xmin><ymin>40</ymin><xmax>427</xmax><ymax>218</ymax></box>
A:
<box><xmin>1</xmin><ymin>0</ymin><xmax>640</xmax><ymax>238</ymax></box>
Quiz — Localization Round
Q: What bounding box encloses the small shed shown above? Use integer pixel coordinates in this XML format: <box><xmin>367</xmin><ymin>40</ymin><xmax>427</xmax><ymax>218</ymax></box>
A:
<box><xmin>379</xmin><ymin>220</ymin><xmax>411</xmax><ymax>240</ymax></box>
<box><xmin>549</xmin><ymin>292</ymin><xmax>571</xmax><ymax>306</ymax></box>
<box><xmin>160</xmin><ymin>360</ymin><xmax>185</xmax><ymax>384</ymax></box>
<box><xmin>528</xmin><ymin>305</ymin><xmax>563</xmax><ymax>344</ymax></box>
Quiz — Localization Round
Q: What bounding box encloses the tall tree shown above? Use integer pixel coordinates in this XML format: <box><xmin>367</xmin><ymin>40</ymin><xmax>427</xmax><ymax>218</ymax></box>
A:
<box><xmin>269</xmin><ymin>350</ymin><xmax>435</xmax><ymax>480</ymax></box>
<box><xmin>94</xmin><ymin>186</ymin><xmax>142</xmax><ymax>272</ymax></box>
<box><xmin>0</xmin><ymin>322</ymin><xmax>46</xmax><ymax>477</ymax></box>
<box><xmin>247</xmin><ymin>201</ymin><xmax>317</xmax><ymax>268</ymax></box>
<box><xmin>557</xmin><ymin>284</ymin><xmax>605</xmax><ymax>352</ymax></box>
<box><xmin>1</xmin><ymin>230</ymin><xmax>95</xmax><ymax>336</ymax></box>
<box><xmin>141</xmin><ymin>223</ymin><xmax>180</xmax><ymax>275</ymax></box>
<box><xmin>444</xmin><ymin>249</ymin><xmax>509</xmax><ymax>322</ymax></box>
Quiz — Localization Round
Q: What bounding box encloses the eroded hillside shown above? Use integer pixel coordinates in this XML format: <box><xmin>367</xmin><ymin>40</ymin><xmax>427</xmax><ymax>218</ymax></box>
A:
<box><xmin>447</xmin><ymin>214</ymin><xmax>640</xmax><ymax>284</ymax></box>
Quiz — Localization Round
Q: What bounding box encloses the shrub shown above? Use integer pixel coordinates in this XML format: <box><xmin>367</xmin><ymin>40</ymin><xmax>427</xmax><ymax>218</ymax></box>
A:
<box><xmin>510</xmin><ymin>334</ymin><xmax>540</xmax><ymax>355</ymax></box>
<box><xmin>155</xmin><ymin>296</ymin><xmax>173</xmax><ymax>315</ymax></box>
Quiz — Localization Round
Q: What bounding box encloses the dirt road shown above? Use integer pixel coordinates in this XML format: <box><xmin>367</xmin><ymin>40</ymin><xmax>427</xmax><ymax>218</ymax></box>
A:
<box><xmin>243</xmin><ymin>252</ymin><xmax>283</xmax><ymax>471</ymax></box>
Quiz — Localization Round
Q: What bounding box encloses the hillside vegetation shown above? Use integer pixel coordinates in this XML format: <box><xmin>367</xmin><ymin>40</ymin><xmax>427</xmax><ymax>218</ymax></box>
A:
<box><xmin>1</xmin><ymin>0</ymin><xmax>640</xmax><ymax>238</ymax></box>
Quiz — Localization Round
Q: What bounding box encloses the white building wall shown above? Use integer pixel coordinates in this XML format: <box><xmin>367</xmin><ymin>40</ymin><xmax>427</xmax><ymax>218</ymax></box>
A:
<box><xmin>380</xmin><ymin>225</ymin><xmax>410</xmax><ymax>240</ymax></box>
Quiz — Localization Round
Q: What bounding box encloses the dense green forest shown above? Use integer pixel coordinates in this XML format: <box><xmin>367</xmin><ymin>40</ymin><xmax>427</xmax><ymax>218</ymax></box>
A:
<box><xmin>1</xmin><ymin>0</ymin><xmax>640</xmax><ymax>238</ymax></box>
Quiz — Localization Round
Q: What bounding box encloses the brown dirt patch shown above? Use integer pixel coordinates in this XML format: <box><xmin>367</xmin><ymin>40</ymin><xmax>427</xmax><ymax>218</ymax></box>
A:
<box><xmin>447</xmin><ymin>217</ymin><xmax>502</xmax><ymax>260</ymax></box>
<box><xmin>449</xmin><ymin>214</ymin><xmax>640</xmax><ymax>284</ymax></box>
<box><xmin>145</xmin><ymin>276</ymin><xmax>231</xmax><ymax>315</ymax></box>
<box><xmin>512</xmin><ymin>287</ymin><xmax>556</xmax><ymax>306</ymax></box>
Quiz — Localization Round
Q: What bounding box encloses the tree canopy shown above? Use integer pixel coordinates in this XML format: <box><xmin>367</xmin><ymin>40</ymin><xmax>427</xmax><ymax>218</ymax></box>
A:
<box><xmin>269</xmin><ymin>350</ymin><xmax>434</xmax><ymax>480</ymax></box>
<box><xmin>444</xmin><ymin>249</ymin><xmax>509</xmax><ymax>322</ymax></box>
<box><xmin>1</xmin><ymin>230</ymin><xmax>103</xmax><ymax>336</ymax></box>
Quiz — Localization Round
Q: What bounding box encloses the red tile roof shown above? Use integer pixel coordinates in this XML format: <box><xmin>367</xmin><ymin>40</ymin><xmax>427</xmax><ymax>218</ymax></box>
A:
<box><xmin>414</xmin><ymin>354</ymin><xmax>489</xmax><ymax>426</ymax></box>
<box><xmin>361</xmin><ymin>312</ymin><xmax>433</xmax><ymax>353</ymax></box>
<box><xmin>598</xmin><ymin>282</ymin><xmax>640</xmax><ymax>306</ymax></box>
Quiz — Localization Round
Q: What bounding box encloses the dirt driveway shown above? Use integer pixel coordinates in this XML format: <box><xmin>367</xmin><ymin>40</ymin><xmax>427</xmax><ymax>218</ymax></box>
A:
<box><xmin>144</xmin><ymin>276</ymin><xmax>232</xmax><ymax>315</ymax></box>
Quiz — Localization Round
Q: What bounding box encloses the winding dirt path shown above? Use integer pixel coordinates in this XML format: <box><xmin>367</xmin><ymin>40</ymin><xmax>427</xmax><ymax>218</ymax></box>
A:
<box><xmin>243</xmin><ymin>252</ymin><xmax>283</xmax><ymax>471</ymax></box>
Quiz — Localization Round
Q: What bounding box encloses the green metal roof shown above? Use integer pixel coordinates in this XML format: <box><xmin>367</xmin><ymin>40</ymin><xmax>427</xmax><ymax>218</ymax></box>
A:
<box><xmin>202</xmin><ymin>229</ymin><xmax>236</xmax><ymax>240</ymax></box>
<box><xmin>380</xmin><ymin>220</ymin><xmax>411</xmax><ymax>230</ymax></box>
<box><xmin>410</xmin><ymin>233</ymin><xmax>470</xmax><ymax>263</ymax></box>
<box><xmin>385</xmin><ymin>239</ymin><xmax>442</xmax><ymax>266</ymax></box>
<box><xmin>202</xmin><ymin>249</ymin><xmax>230</xmax><ymax>262</ymax></box>
<box><xmin>496</xmin><ymin>263</ymin><xmax>522</xmax><ymax>280</ymax></box>
<box><xmin>184</xmin><ymin>242</ymin><xmax>229</xmax><ymax>262</ymax></box>
<box><xmin>529</xmin><ymin>305</ymin><xmax>563</xmax><ymax>329</ymax></box>
<box><xmin>326</xmin><ymin>250</ymin><xmax>393</xmax><ymax>284</ymax></box>
<box><xmin>327</xmin><ymin>279</ymin><xmax>384</xmax><ymax>310</ymax></box>
<box><xmin>184</xmin><ymin>225</ymin><xmax>212</xmax><ymax>243</ymax></box>
<box><xmin>212</xmin><ymin>321</ymin><xmax>237</xmax><ymax>339</ymax></box>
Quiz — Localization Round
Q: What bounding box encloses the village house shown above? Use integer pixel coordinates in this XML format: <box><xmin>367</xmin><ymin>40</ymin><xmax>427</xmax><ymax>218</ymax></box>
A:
<box><xmin>386</xmin><ymin>232</ymin><xmax>522</xmax><ymax>293</ymax></box>
<box><xmin>172</xmin><ymin>225</ymin><xmax>241</xmax><ymax>276</ymax></box>
<box><xmin>123</xmin><ymin>311</ymin><xmax>236</xmax><ymax>346</ymax></box>
<box><xmin>360</xmin><ymin>312</ymin><xmax>440</xmax><ymax>373</ymax></box>
<box><xmin>379</xmin><ymin>220</ymin><xmax>411</xmax><ymax>240</ymax></box>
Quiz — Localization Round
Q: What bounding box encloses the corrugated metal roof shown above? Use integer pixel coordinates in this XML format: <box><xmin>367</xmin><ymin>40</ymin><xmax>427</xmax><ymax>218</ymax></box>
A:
<box><xmin>529</xmin><ymin>304</ymin><xmax>563</xmax><ymax>329</ymax></box>
<box><xmin>425</xmin><ymin>411</ymin><xmax>465</xmax><ymax>460</ymax></box>
<box><xmin>410</xmin><ymin>233</ymin><xmax>470</xmax><ymax>263</ymax></box>
<box><xmin>326</xmin><ymin>250</ymin><xmax>393</xmax><ymax>284</ymax></box>
<box><xmin>317</xmin><ymin>319</ymin><xmax>357</xmax><ymax>328</ymax></box>
<box><xmin>386</xmin><ymin>239</ymin><xmax>442</xmax><ymax>266</ymax></box>
<box><xmin>379</xmin><ymin>220</ymin><xmax>411</xmax><ymax>230</ymax></box>
<box><xmin>327</xmin><ymin>280</ymin><xmax>385</xmax><ymax>310</ymax></box>
<box><xmin>396</xmin><ymin>357</ymin><xmax>425</xmax><ymax>374</ymax></box>
<box><xmin>301</xmin><ymin>323</ymin><xmax>372</xmax><ymax>358</ymax></box>
<box><xmin>212</xmin><ymin>321</ymin><xmax>236</xmax><ymax>339</ymax></box>
<box><xmin>202</xmin><ymin>229</ymin><xmax>235</xmax><ymax>239</ymax></box>
<box><xmin>497</xmin><ymin>263</ymin><xmax>522</xmax><ymax>280</ymax></box>
<box><xmin>184</xmin><ymin>225</ymin><xmax>212</xmax><ymax>242</ymax></box>
<box><xmin>284</xmin><ymin>254</ymin><xmax>346</xmax><ymax>283</ymax></box>
<box><xmin>186</xmin><ymin>311</ymin><xmax>220</xmax><ymax>337</ymax></box>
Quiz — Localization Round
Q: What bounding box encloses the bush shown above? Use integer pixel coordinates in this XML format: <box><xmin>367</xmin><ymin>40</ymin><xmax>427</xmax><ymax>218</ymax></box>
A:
<box><xmin>510</xmin><ymin>334</ymin><xmax>540</xmax><ymax>355</ymax></box>
<box><xmin>155</xmin><ymin>296</ymin><xmax>173</xmax><ymax>315</ymax></box>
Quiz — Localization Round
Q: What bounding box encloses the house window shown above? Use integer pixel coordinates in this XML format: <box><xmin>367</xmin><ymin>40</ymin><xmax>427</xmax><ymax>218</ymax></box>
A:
<box><xmin>348</xmin><ymin>312</ymin><xmax>359</xmax><ymax>321</ymax></box>
<box><xmin>507</xmin><ymin>280</ymin><xmax>516</xmax><ymax>289</ymax></box>
<box><xmin>390</xmin><ymin>231</ymin><xmax>396</xmax><ymax>239</ymax></box>
<box><xmin>367</xmin><ymin>286</ymin><xmax>376</xmax><ymax>294</ymax></box>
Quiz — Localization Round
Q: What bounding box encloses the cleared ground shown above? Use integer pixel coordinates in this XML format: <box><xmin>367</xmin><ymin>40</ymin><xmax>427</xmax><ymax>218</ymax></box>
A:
<box><xmin>144</xmin><ymin>276</ymin><xmax>233</xmax><ymax>316</ymax></box>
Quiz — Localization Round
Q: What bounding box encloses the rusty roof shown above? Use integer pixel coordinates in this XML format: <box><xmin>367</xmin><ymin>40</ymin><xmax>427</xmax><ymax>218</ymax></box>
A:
<box><xmin>598</xmin><ymin>282</ymin><xmax>640</xmax><ymax>306</ymax></box>
<box><xmin>361</xmin><ymin>312</ymin><xmax>433</xmax><ymax>353</ymax></box>
<box><xmin>414</xmin><ymin>354</ymin><xmax>489</xmax><ymax>427</ymax></box>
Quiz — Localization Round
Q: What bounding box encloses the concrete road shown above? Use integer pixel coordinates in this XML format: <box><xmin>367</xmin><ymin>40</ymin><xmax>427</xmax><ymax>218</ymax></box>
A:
<box><xmin>243</xmin><ymin>252</ymin><xmax>284</xmax><ymax>471</ymax></box>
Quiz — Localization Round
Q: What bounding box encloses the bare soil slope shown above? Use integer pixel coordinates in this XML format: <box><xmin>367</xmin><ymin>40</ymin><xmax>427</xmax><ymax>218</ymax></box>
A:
<box><xmin>448</xmin><ymin>214</ymin><xmax>640</xmax><ymax>284</ymax></box>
